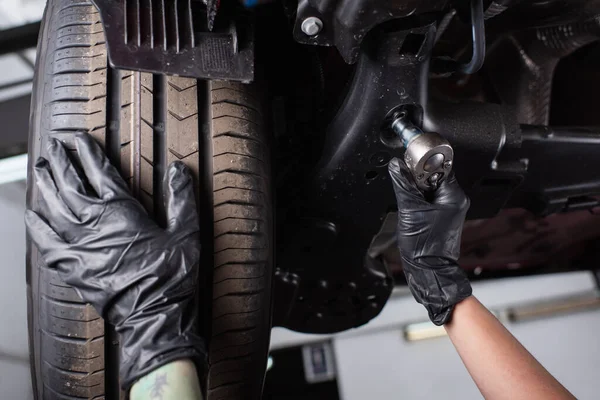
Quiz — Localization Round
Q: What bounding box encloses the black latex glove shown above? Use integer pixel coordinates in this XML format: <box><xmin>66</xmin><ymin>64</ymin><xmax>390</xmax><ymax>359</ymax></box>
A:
<box><xmin>25</xmin><ymin>134</ymin><xmax>205</xmax><ymax>389</ymax></box>
<box><xmin>389</xmin><ymin>158</ymin><xmax>472</xmax><ymax>325</ymax></box>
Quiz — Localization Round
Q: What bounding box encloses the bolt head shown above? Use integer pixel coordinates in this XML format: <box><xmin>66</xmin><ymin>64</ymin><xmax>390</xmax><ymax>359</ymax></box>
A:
<box><xmin>428</xmin><ymin>172</ymin><xmax>442</xmax><ymax>183</ymax></box>
<box><xmin>301</xmin><ymin>17</ymin><xmax>323</xmax><ymax>36</ymax></box>
<box><xmin>444</xmin><ymin>160</ymin><xmax>452</xmax><ymax>169</ymax></box>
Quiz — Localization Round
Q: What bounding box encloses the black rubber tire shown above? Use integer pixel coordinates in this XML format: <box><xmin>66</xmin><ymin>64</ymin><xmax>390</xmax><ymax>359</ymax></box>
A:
<box><xmin>26</xmin><ymin>0</ymin><xmax>273</xmax><ymax>399</ymax></box>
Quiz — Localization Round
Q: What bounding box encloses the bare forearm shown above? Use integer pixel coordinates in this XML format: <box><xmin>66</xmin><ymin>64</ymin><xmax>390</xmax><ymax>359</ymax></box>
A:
<box><xmin>444</xmin><ymin>296</ymin><xmax>574</xmax><ymax>400</ymax></box>
<box><xmin>130</xmin><ymin>360</ymin><xmax>203</xmax><ymax>400</ymax></box>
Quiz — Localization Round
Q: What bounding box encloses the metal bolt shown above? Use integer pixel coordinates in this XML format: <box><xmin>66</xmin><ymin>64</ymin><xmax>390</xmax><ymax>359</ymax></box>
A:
<box><xmin>429</xmin><ymin>172</ymin><xmax>442</xmax><ymax>183</ymax></box>
<box><xmin>391</xmin><ymin>113</ymin><xmax>423</xmax><ymax>147</ymax></box>
<box><xmin>301</xmin><ymin>17</ymin><xmax>323</xmax><ymax>36</ymax></box>
<box><xmin>443</xmin><ymin>160</ymin><xmax>452</xmax><ymax>169</ymax></box>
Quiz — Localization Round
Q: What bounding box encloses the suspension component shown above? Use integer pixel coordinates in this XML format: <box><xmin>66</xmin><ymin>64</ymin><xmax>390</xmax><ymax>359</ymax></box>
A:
<box><xmin>391</xmin><ymin>112</ymin><xmax>454</xmax><ymax>191</ymax></box>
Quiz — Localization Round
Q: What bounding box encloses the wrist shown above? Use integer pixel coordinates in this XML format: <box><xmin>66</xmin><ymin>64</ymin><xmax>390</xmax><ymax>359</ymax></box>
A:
<box><xmin>119</xmin><ymin>329</ymin><xmax>206</xmax><ymax>391</ymax></box>
<box><xmin>116</xmin><ymin>304</ymin><xmax>206</xmax><ymax>390</ymax></box>
<box><xmin>443</xmin><ymin>294</ymin><xmax>475</xmax><ymax>326</ymax></box>
<box><xmin>130</xmin><ymin>359</ymin><xmax>203</xmax><ymax>400</ymax></box>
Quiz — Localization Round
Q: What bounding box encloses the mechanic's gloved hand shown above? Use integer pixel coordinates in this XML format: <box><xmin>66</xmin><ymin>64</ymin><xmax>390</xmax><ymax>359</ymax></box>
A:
<box><xmin>25</xmin><ymin>134</ymin><xmax>205</xmax><ymax>389</ymax></box>
<box><xmin>389</xmin><ymin>158</ymin><xmax>472</xmax><ymax>325</ymax></box>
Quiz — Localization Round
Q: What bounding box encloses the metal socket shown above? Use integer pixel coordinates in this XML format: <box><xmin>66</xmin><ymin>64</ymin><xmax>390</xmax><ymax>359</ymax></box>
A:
<box><xmin>404</xmin><ymin>132</ymin><xmax>454</xmax><ymax>191</ymax></box>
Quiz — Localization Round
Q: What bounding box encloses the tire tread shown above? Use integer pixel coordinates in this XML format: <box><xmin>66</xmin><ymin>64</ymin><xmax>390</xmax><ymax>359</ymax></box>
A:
<box><xmin>33</xmin><ymin>2</ymin><xmax>108</xmax><ymax>397</ymax></box>
<box><xmin>207</xmin><ymin>85</ymin><xmax>272</xmax><ymax>399</ymax></box>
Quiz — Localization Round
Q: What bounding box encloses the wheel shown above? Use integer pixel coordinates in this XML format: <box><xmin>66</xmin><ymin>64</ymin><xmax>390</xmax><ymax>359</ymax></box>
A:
<box><xmin>26</xmin><ymin>0</ymin><xmax>273</xmax><ymax>398</ymax></box>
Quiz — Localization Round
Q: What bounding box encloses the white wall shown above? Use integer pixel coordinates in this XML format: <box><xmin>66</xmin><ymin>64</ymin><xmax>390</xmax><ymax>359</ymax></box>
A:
<box><xmin>0</xmin><ymin>181</ymin><xmax>32</xmax><ymax>400</ymax></box>
<box><xmin>0</xmin><ymin>0</ymin><xmax>44</xmax><ymax>29</ymax></box>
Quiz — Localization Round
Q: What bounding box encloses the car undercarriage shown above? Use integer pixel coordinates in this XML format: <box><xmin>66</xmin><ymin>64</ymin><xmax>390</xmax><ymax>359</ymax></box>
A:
<box><xmin>26</xmin><ymin>0</ymin><xmax>600</xmax><ymax>398</ymax></box>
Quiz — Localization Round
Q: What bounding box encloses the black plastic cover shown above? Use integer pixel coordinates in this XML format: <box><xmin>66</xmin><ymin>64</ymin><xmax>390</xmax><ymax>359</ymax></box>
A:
<box><xmin>92</xmin><ymin>0</ymin><xmax>254</xmax><ymax>81</ymax></box>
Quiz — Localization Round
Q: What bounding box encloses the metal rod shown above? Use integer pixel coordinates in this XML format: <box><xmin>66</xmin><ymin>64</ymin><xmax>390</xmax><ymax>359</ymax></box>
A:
<box><xmin>0</xmin><ymin>22</ymin><xmax>40</xmax><ymax>57</ymax></box>
<box><xmin>0</xmin><ymin>78</ymin><xmax>32</xmax><ymax>92</ymax></box>
<box><xmin>458</xmin><ymin>0</ymin><xmax>486</xmax><ymax>74</ymax></box>
<box><xmin>520</xmin><ymin>125</ymin><xmax>600</xmax><ymax>144</ymax></box>
<box><xmin>16</xmin><ymin>52</ymin><xmax>34</xmax><ymax>70</ymax></box>
<box><xmin>435</xmin><ymin>9</ymin><xmax>457</xmax><ymax>43</ymax></box>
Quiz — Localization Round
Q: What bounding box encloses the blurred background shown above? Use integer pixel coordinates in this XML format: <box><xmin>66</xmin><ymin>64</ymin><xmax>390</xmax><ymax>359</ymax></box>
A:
<box><xmin>0</xmin><ymin>1</ymin><xmax>599</xmax><ymax>399</ymax></box>
<box><xmin>0</xmin><ymin>2</ymin><xmax>43</xmax><ymax>399</ymax></box>
<box><xmin>0</xmin><ymin>0</ymin><xmax>42</xmax><ymax>159</ymax></box>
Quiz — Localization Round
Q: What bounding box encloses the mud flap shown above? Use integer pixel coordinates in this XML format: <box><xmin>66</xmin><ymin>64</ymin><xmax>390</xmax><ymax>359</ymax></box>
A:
<box><xmin>92</xmin><ymin>0</ymin><xmax>254</xmax><ymax>81</ymax></box>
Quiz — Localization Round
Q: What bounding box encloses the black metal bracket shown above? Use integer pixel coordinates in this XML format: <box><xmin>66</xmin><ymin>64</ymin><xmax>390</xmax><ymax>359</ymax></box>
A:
<box><xmin>292</xmin><ymin>0</ymin><xmax>446</xmax><ymax>63</ymax></box>
<box><xmin>273</xmin><ymin>24</ymin><xmax>437</xmax><ymax>333</ymax></box>
<box><xmin>92</xmin><ymin>0</ymin><xmax>254</xmax><ymax>81</ymax></box>
<box><xmin>505</xmin><ymin>126</ymin><xmax>600</xmax><ymax>215</ymax></box>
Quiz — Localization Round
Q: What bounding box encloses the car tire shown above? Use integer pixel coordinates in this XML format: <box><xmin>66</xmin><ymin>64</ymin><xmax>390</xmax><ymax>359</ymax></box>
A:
<box><xmin>26</xmin><ymin>0</ymin><xmax>273</xmax><ymax>399</ymax></box>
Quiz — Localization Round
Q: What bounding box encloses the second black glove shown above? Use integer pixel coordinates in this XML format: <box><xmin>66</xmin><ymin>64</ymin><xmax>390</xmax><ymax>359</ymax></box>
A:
<box><xmin>389</xmin><ymin>158</ymin><xmax>472</xmax><ymax>325</ymax></box>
